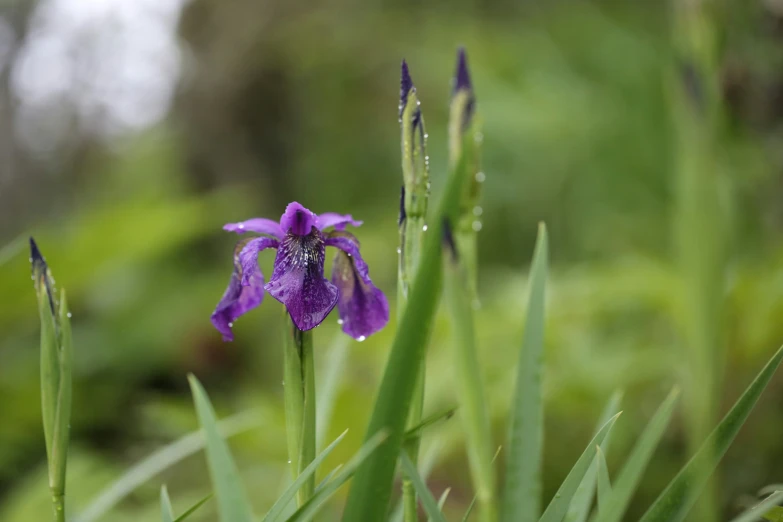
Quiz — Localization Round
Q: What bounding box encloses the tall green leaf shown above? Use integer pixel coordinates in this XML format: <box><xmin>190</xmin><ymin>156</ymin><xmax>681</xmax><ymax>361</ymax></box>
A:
<box><xmin>640</xmin><ymin>345</ymin><xmax>783</xmax><ymax>522</ymax></box>
<box><xmin>538</xmin><ymin>412</ymin><xmax>621</xmax><ymax>522</ymax></box>
<box><xmin>340</xmin><ymin>136</ymin><xmax>471</xmax><ymax>522</ymax></box>
<box><xmin>565</xmin><ymin>391</ymin><xmax>623</xmax><ymax>522</ymax></box>
<box><xmin>188</xmin><ymin>375</ymin><xmax>254</xmax><ymax>522</ymax></box>
<box><xmin>502</xmin><ymin>223</ymin><xmax>548</xmax><ymax>522</ymax></box>
<box><xmin>596</xmin><ymin>388</ymin><xmax>680</xmax><ymax>522</ymax></box>
<box><xmin>730</xmin><ymin>492</ymin><xmax>783</xmax><ymax>522</ymax></box>
<box><xmin>160</xmin><ymin>486</ymin><xmax>175</xmax><ymax>522</ymax></box>
<box><xmin>596</xmin><ymin>447</ymin><xmax>611</xmax><ymax>514</ymax></box>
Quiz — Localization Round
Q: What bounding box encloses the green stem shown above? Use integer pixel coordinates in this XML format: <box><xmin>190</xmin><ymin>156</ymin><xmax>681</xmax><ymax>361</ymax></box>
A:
<box><xmin>283</xmin><ymin>315</ymin><xmax>316</xmax><ymax>507</ymax></box>
<box><xmin>52</xmin><ymin>492</ymin><xmax>65</xmax><ymax>522</ymax></box>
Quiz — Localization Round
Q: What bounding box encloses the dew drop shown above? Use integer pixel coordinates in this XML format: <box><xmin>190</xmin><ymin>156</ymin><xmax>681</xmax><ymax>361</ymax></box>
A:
<box><xmin>357</xmin><ymin>336</ymin><xmax>366</xmax><ymax>342</ymax></box>
<box><xmin>238</xmin><ymin>223</ymin><xmax>244</xmax><ymax>229</ymax></box>
<box><xmin>337</xmin><ymin>319</ymin><xmax>344</xmax><ymax>325</ymax></box>
<box><xmin>473</xmin><ymin>206</ymin><xmax>483</xmax><ymax>216</ymax></box>
<box><xmin>228</xmin><ymin>322</ymin><xmax>234</xmax><ymax>328</ymax></box>
<box><xmin>424</xmin><ymin>133</ymin><xmax>429</xmax><ymax>139</ymax></box>
<box><xmin>66</xmin><ymin>312</ymin><xmax>72</xmax><ymax>318</ymax></box>
<box><xmin>288</xmin><ymin>459</ymin><xmax>292</xmax><ymax>464</ymax></box>
<box><xmin>475</xmin><ymin>132</ymin><xmax>484</xmax><ymax>143</ymax></box>
<box><xmin>422</xmin><ymin>225</ymin><xmax>428</xmax><ymax>232</ymax></box>
<box><xmin>472</xmin><ymin>221</ymin><xmax>483</xmax><ymax>232</ymax></box>
<box><xmin>396</xmin><ymin>248</ymin><xmax>402</xmax><ymax>254</ymax></box>
<box><xmin>475</xmin><ymin>171</ymin><xmax>486</xmax><ymax>183</ymax></box>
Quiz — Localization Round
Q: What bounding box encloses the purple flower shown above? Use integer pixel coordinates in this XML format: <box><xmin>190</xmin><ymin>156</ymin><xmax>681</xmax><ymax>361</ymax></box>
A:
<box><xmin>212</xmin><ymin>202</ymin><xmax>390</xmax><ymax>342</ymax></box>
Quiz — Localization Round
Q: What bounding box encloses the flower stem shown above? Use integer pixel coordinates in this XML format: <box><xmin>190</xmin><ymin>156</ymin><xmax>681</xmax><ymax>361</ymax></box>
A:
<box><xmin>283</xmin><ymin>315</ymin><xmax>316</xmax><ymax>507</ymax></box>
<box><xmin>52</xmin><ymin>492</ymin><xmax>65</xmax><ymax>522</ymax></box>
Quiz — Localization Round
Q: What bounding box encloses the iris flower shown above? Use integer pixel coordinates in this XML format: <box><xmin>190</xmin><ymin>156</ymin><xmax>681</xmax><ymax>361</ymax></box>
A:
<box><xmin>212</xmin><ymin>202</ymin><xmax>389</xmax><ymax>341</ymax></box>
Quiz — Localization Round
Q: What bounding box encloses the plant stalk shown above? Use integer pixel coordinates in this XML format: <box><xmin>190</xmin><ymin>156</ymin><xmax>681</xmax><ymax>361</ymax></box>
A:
<box><xmin>283</xmin><ymin>314</ymin><xmax>316</xmax><ymax>507</ymax></box>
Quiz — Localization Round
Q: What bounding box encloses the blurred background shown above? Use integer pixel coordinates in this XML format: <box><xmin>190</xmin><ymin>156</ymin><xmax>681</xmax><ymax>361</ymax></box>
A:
<box><xmin>2</xmin><ymin>0</ymin><xmax>783</xmax><ymax>520</ymax></box>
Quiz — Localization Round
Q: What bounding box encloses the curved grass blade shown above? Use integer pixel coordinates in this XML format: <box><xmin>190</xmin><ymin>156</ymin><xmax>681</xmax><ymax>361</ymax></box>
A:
<box><xmin>596</xmin><ymin>388</ymin><xmax>679</xmax><ymax>522</ymax></box>
<box><xmin>403</xmin><ymin>407</ymin><xmax>457</xmax><ymax>443</ymax></box>
<box><xmin>639</xmin><ymin>345</ymin><xmax>783</xmax><ymax>522</ymax></box>
<box><xmin>188</xmin><ymin>375</ymin><xmax>254</xmax><ymax>522</ymax></box>
<box><xmin>538</xmin><ymin>412</ymin><xmax>622</xmax><ymax>522</ymax></box>
<box><xmin>76</xmin><ymin>410</ymin><xmax>259</xmax><ymax>522</ymax></box>
<box><xmin>173</xmin><ymin>494</ymin><xmax>213</xmax><ymax>522</ymax></box>
<box><xmin>596</xmin><ymin>447</ymin><xmax>611</xmax><ymax>514</ymax></box>
<box><xmin>431</xmin><ymin>487</ymin><xmax>451</xmax><ymax>522</ymax></box>
<box><xmin>565</xmin><ymin>391</ymin><xmax>623</xmax><ymax>522</ymax></box>
<box><xmin>502</xmin><ymin>223</ymin><xmax>548</xmax><ymax>522</ymax></box>
<box><xmin>264</xmin><ymin>430</ymin><xmax>349</xmax><ymax>522</ymax></box>
<box><xmin>729</xmin><ymin>491</ymin><xmax>783</xmax><ymax>522</ymax></box>
<box><xmin>286</xmin><ymin>431</ymin><xmax>387</xmax><ymax>522</ymax></box>
<box><xmin>400</xmin><ymin>453</ymin><xmax>447</xmax><ymax>522</ymax></box>
<box><xmin>161</xmin><ymin>486</ymin><xmax>175</xmax><ymax>522</ymax></box>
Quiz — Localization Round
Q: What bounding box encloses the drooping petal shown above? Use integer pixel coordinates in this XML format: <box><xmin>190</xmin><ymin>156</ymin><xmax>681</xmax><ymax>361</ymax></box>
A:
<box><xmin>316</xmin><ymin>212</ymin><xmax>363</xmax><ymax>231</ymax></box>
<box><xmin>325</xmin><ymin>234</ymin><xmax>389</xmax><ymax>340</ymax></box>
<box><xmin>279</xmin><ymin>202</ymin><xmax>318</xmax><ymax>236</ymax></box>
<box><xmin>238</xmin><ymin>236</ymin><xmax>279</xmax><ymax>286</ymax></box>
<box><xmin>223</xmin><ymin>218</ymin><xmax>283</xmax><ymax>238</ymax></box>
<box><xmin>211</xmin><ymin>237</ymin><xmax>278</xmax><ymax>341</ymax></box>
<box><xmin>265</xmin><ymin>229</ymin><xmax>338</xmax><ymax>331</ymax></box>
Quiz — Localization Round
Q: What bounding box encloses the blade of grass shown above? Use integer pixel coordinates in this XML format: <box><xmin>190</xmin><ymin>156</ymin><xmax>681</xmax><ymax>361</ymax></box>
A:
<box><xmin>462</xmin><ymin>446</ymin><xmax>504</xmax><ymax>522</ymax></box>
<box><xmin>596</xmin><ymin>447</ymin><xmax>611</xmax><ymax>514</ymax></box>
<box><xmin>763</xmin><ymin>506</ymin><xmax>783</xmax><ymax>522</ymax></box>
<box><xmin>340</xmin><ymin>135</ymin><xmax>472</xmax><ymax>522</ymax></box>
<box><xmin>400</xmin><ymin>453</ymin><xmax>448</xmax><ymax>522</ymax></box>
<box><xmin>566</xmin><ymin>391</ymin><xmax>624</xmax><ymax>522</ymax></box>
<box><xmin>639</xmin><ymin>345</ymin><xmax>783</xmax><ymax>522</ymax></box>
<box><xmin>502</xmin><ymin>223</ymin><xmax>548</xmax><ymax>522</ymax></box>
<box><xmin>286</xmin><ymin>431</ymin><xmax>387</xmax><ymax>522</ymax></box>
<box><xmin>188</xmin><ymin>375</ymin><xmax>254</xmax><ymax>522</ymax></box>
<box><xmin>403</xmin><ymin>407</ymin><xmax>457</xmax><ymax>443</ymax></box>
<box><xmin>729</xmin><ymin>492</ymin><xmax>783</xmax><ymax>522</ymax></box>
<box><xmin>173</xmin><ymin>494</ymin><xmax>213</xmax><ymax>522</ymax></box>
<box><xmin>433</xmin><ymin>487</ymin><xmax>451</xmax><ymax>521</ymax></box>
<box><xmin>161</xmin><ymin>486</ymin><xmax>175</xmax><ymax>522</ymax></box>
<box><xmin>264</xmin><ymin>430</ymin><xmax>349</xmax><ymax>522</ymax></box>
<box><xmin>538</xmin><ymin>412</ymin><xmax>622</xmax><ymax>522</ymax></box>
<box><xmin>596</xmin><ymin>388</ymin><xmax>680</xmax><ymax>522</ymax></box>
<box><xmin>76</xmin><ymin>410</ymin><xmax>259</xmax><ymax>522</ymax></box>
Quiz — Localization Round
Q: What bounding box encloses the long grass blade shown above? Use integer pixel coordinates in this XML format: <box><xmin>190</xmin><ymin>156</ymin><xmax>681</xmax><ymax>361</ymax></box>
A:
<box><xmin>639</xmin><ymin>345</ymin><xmax>783</xmax><ymax>522</ymax></box>
<box><xmin>286</xmin><ymin>431</ymin><xmax>387</xmax><ymax>522</ymax></box>
<box><xmin>538</xmin><ymin>412</ymin><xmax>622</xmax><ymax>522</ymax></box>
<box><xmin>400</xmin><ymin>453</ymin><xmax>448</xmax><ymax>522</ymax></box>
<box><xmin>173</xmin><ymin>494</ymin><xmax>213</xmax><ymax>522</ymax></box>
<box><xmin>565</xmin><ymin>391</ymin><xmax>623</xmax><ymax>522</ymax></box>
<box><xmin>432</xmin><ymin>487</ymin><xmax>451</xmax><ymax>522</ymax></box>
<box><xmin>76</xmin><ymin>410</ymin><xmax>259</xmax><ymax>522</ymax></box>
<box><xmin>596</xmin><ymin>388</ymin><xmax>680</xmax><ymax>522</ymax></box>
<box><xmin>502</xmin><ymin>223</ymin><xmax>548</xmax><ymax>522</ymax></box>
<box><xmin>729</xmin><ymin>492</ymin><xmax>783</xmax><ymax>522</ymax></box>
<box><xmin>403</xmin><ymin>407</ymin><xmax>457</xmax><ymax>443</ymax></box>
<box><xmin>188</xmin><ymin>375</ymin><xmax>254</xmax><ymax>522</ymax></box>
<box><xmin>161</xmin><ymin>486</ymin><xmax>175</xmax><ymax>522</ymax></box>
<box><xmin>596</xmin><ymin>447</ymin><xmax>611</xmax><ymax>514</ymax></box>
<box><xmin>264</xmin><ymin>430</ymin><xmax>348</xmax><ymax>522</ymax></box>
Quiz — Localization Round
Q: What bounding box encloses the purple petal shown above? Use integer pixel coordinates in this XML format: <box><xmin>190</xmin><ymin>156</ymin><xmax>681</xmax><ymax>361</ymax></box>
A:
<box><xmin>325</xmin><ymin>234</ymin><xmax>389</xmax><ymax>340</ymax></box>
<box><xmin>454</xmin><ymin>47</ymin><xmax>473</xmax><ymax>93</ymax></box>
<box><xmin>316</xmin><ymin>212</ymin><xmax>363</xmax><ymax>231</ymax></box>
<box><xmin>211</xmin><ymin>237</ymin><xmax>278</xmax><ymax>341</ymax></box>
<box><xmin>224</xmin><ymin>218</ymin><xmax>283</xmax><ymax>238</ymax></box>
<box><xmin>238</xmin><ymin>236</ymin><xmax>279</xmax><ymax>286</ymax></box>
<box><xmin>400</xmin><ymin>60</ymin><xmax>414</xmax><ymax>118</ymax></box>
<box><xmin>265</xmin><ymin>229</ymin><xmax>338</xmax><ymax>331</ymax></box>
<box><xmin>279</xmin><ymin>202</ymin><xmax>318</xmax><ymax>236</ymax></box>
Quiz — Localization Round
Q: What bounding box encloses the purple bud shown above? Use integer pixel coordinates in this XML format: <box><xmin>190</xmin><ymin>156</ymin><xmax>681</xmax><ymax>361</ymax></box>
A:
<box><xmin>29</xmin><ymin>237</ymin><xmax>56</xmax><ymax>316</ymax></box>
<box><xmin>400</xmin><ymin>60</ymin><xmax>415</xmax><ymax>117</ymax></box>
<box><xmin>454</xmin><ymin>47</ymin><xmax>473</xmax><ymax>93</ymax></box>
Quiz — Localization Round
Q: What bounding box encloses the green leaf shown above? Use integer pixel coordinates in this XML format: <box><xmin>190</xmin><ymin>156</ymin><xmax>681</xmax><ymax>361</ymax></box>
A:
<box><xmin>264</xmin><ymin>430</ymin><xmax>348</xmax><ymax>522</ymax></box>
<box><xmin>340</xmin><ymin>135</ymin><xmax>472</xmax><ymax>522</ymax></box>
<box><xmin>173</xmin><ymin>494</ymin><xmax>213</xmax><ymax>522</ymax></box>
<box><xmin>763</xmin><ymin>506</ymin><xmax>783</xmax><ymax>522</ymax></box>
<box><xmin>77</xmin><ymin>410</ymin><xmax>259</xmax><ymax>522</ymax></box>
<box><xmin>400</xmin><ymin>453</ymin><xmax>448</xmax><ymax>522</ymax></box>
<box><xmin>502</xmin><ymin>223</ymin><xmax>548</xmax><ymax>522</ymax></box>
<box><xmin>433</xmin><ymin>487</ymin><xmax>451</xmax><ymax>522</ymax></box>
<box><xmin>287</xmin><ymin>431</ymin><xmax>387</xmax><ymax>522</ymax></box>
<box><xmin>596</xmin><ymin>447</ymin><xmax>611</xmax><ymax>514</ymax></box>
<box><xmin>730</xmin><ymin>492</ymin><xmax>783</xmax><ymax>522</ymax></box>
<box><xmin>403</xmin><ymin>407</ymin><xmax>457</xmax><ymax>443</ymax></box>
<box><xmin>188</xmin><ymin>374</ymin><xmax>254</xmax><ymax>522</ymax></box>
<box><xmin>566</xmin><ymin>391</ymin><xmax>623</xmax><ymax>522</ymax></box>
<box><xmin>51</xmin><ymin>290</ymin><xmax>73</xmax><ymax>496</ymax></box>
<box><xmin>640</xmin><ymin>345</ymin><xmax>783</xmax><ymax>522</ymax></box>
<box><xmin>596</xmin><ymin>388</ymin><xmax>680</xmax><ymax>522</ymax></box>
<box><xmin>538</xmin><ymin>412</ymin><xmax>622</xmax><ymax>522</ymax></box>
<box><xmin>160</xmin><ymin>485</ymin><xmax>175</xmax><ymax>522</ymax></box>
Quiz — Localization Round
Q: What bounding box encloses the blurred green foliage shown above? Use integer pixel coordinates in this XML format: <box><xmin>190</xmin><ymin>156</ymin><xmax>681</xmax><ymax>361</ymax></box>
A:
<box><xmin>2</xmin><ymin>0</ymin><xmax>783</xmax><ymax>520</ymax></box>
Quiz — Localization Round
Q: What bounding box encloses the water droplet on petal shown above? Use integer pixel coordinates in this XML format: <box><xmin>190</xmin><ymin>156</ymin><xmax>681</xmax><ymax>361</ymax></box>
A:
<box><xmin>422</xmin><ymin>225</ymin><xmax>428</xmax><ymax>232</ymax></box>
<box><xmin>357</xmin><ymin>336</ymin><xmax>366</xmax><ymax>342</ymax></box>
<box><xmin>238</xmin><ymin>223</ymin><xmax>244</xmax><ymax>229</ymax></box>
<box><xmin>228</xmin><ymin>322</ymin><xmax>234</xmax><ymax>328</ymax></box>
<box><xmin>475</xmin><ymin>171</ymin><xmax>486</xmax><ymax>183</ymax></box>
<box><xmin>337</xmin><ymin>319</ymin><xmax>344</xmax><ymax>325</ymax></box>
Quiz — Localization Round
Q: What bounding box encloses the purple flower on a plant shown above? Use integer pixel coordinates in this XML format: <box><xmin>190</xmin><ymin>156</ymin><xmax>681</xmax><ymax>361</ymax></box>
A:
<box><xmin>212</xmin><ymin>202</ymin><xmax>389</xmax><ymax>342</ymax></box>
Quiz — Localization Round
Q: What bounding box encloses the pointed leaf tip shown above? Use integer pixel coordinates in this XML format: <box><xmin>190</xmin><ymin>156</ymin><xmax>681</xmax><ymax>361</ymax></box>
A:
<box><xmin>29</xmin><ymin>236</ymin><xmax>46</xmax><ymax>268</ymax></box>
<box><xmin>400</xmin><ymin>60</ymin><xmax>414</xmax><ymax>115</ymax></box>
<box><xmin>454</xmin><ymin>47</ymin><xmax>472</xmax><ymax>92</ymax></box>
